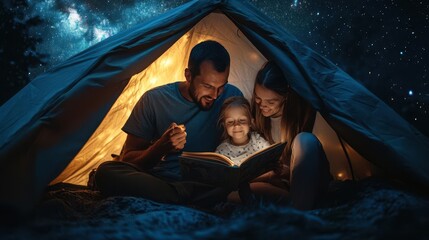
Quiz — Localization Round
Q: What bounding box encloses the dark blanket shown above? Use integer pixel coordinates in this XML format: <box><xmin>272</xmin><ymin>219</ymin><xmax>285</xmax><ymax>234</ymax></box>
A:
<box><xmin>2</xmin><ymin>178</ymin><xmax>428</xmax><ymax>239</ymax></box>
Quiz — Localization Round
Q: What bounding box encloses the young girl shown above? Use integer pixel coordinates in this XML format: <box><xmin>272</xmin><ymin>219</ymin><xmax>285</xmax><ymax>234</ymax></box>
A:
<box><xmin>215</xmin><ymin>96</ymin><xmax>270</xmax><ymax>166</ymax></box>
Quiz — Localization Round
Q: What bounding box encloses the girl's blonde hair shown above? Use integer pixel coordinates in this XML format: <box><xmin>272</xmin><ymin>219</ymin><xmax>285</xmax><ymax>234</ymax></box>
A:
<box><xmin>218</xmin><ymin>96</ymin><xmax>254</xmax><ymax>142</ymax></box>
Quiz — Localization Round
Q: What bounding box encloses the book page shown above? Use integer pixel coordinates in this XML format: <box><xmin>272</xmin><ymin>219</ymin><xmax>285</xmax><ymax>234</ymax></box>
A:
<box><xmin>181</xmin><ymin>151</ymin><xmax>235</xmax><ymax>166</ymax></box>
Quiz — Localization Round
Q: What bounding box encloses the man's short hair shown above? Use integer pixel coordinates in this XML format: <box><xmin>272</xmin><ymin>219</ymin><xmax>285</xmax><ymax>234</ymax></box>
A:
<box><xmin>188</xmin><ymin>40</ymin><xmax>230</xmax><ymax>78</ymax></box>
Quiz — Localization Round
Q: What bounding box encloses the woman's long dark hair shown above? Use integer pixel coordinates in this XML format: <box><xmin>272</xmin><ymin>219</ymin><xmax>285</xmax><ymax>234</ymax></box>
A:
<box><xmin>251</xmin><ymin>61</ymin><xmax>316</xmax><ymax>167</ymax></box>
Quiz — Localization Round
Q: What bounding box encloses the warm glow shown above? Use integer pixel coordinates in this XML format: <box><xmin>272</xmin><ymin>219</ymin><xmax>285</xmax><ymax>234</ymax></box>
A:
<box><xmin>336</xmin><ymin>172</ymin><xmax>347</xmax><ymax>180</ymax></box>
<box><xmin>197</xmin><ymin>38</ymin><xmax>206</xmax><ymax>44</ymax></box>
<box><xmin>249</xmin><ymin>52</ymin><xmax>260</xmax><ymax>62</ymax></box>
<box><xmin>50</xmin><ymin>27</ymin><xmax>193</xmax><ymax>185</ymax></box>
<box><xmin>161</xmin><ymin>58</ymin><xmax>172</xmax><ymax>67</ymax></box>
<box><xmin>149</xmin><ymin>77</ymin><xmax>158</xmax><ymax>85</ymax></box>
<box><xmin>312</xmin><ymin>112</ymin><xmax>375</xmax><ymax>181</ymax></box>
<box><xmin>45</xmin><ymin>9</ymin><xmax>375</xmax><ymax>187</ymax></box>
<box><xmin>50</xmin><ymin>12</ymin><xmax>266</xmax><ymax>186</ymax></box>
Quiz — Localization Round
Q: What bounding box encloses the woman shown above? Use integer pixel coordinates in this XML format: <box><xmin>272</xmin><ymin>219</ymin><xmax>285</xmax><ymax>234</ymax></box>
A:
<box><xmin>250</xmin><ymin>61</ymin><xmax>331</xmax><ymax>210</ymax></box>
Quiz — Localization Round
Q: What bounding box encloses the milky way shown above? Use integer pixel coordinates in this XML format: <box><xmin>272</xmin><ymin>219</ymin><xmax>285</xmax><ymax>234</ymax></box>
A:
<box><xmin>24</xmin><ymin>0</ymin><xmax>428</xmax><ymax>135</ymax></box>
<box><xmin>27</xmin><ymin>0</ymin><xmax>187</xmax><ymax>76</ymax></box>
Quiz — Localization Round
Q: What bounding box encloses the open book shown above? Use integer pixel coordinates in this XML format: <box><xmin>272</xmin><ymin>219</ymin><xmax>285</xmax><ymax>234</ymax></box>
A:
<box><xmin>179</xmin><ymin>142</ymin><xmax>286</xmax><ymax>190</ymax></box>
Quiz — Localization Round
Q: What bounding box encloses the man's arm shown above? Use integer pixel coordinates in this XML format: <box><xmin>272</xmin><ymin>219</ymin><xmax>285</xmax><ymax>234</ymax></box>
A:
<box><xmin>120</xmin><ymin>123</ymin><xmax>187</xmax><ymax>170</ymax></box>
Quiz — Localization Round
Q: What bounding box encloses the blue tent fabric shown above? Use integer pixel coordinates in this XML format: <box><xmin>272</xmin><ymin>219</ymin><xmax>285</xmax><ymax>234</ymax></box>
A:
<box><xmin>0</xmin><ymin>0</ymin><xmax>428</xmax><ymax>216</ymax></box>
<box><xmin>223</xmin><ymin>1</ymin><xmax>429</xmax><ymax>187</ymax></box>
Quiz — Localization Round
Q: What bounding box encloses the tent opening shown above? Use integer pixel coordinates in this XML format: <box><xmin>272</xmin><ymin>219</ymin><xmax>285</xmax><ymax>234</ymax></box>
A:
<box><xmin>51</xmin><ymin>12</ymin><xmax>378</xmax><ymax>186</ymax></box>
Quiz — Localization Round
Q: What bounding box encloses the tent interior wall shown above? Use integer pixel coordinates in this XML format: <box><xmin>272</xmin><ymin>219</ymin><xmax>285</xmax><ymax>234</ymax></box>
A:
<box><xmin>52</xmin><ymin>12</ymin><xmax>376</xmax><ymax>186</ymax></box>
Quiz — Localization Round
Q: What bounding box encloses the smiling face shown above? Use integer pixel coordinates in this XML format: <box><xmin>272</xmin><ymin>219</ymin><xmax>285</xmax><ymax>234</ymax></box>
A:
<box><xmin>186</xmin><ymin>61</ymin><xmax>229</xmax><ymax>110</ymax></box>
<box><xmin>224</xmin><ymin>106</ymin><xmax>251</xmax><ymax>145</ymax></box>
<box><xmin>254</xmin><ymin>84</ymin><xmax>285</xmax><ymax>118</ymax></box>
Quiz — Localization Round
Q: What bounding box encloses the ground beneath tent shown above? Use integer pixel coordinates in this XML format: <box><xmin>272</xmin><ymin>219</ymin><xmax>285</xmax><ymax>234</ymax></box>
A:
<box><xmin>1</xmin><ymin>178</ymin><xmax>428</xmax><ymax>239</ymax></box>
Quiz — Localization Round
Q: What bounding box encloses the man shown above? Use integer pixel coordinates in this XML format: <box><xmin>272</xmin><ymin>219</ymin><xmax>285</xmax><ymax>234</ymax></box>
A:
<box><xmin>95</xmin><ymin>40</ymin><xmax>243</xmax><ymax>206</ymax></box>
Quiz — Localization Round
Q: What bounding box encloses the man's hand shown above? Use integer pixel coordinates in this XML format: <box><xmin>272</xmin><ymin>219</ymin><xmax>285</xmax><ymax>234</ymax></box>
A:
<box><xmin>120</xmin><ymin>122</ymin><xmax>187</xmax><ymax>170</ymax></box>
<box><xmin>159</xmin><ymin>123</ymin><xmax>187</xmax><ymax>152</ymax></box>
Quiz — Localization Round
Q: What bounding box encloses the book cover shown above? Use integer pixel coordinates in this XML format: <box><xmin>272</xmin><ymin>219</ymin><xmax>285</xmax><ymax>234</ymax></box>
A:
<box><xmin>179</xmin><ymin>142</ymin><xmax>286</xmax><ymax>190</ymax></box>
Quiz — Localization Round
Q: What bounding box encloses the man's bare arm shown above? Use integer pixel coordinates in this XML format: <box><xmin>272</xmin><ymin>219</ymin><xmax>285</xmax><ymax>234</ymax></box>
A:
<box><xmin>120</xmin><ymin>123</ymin><xmax>186</xmax><ymax>170</ymax></box>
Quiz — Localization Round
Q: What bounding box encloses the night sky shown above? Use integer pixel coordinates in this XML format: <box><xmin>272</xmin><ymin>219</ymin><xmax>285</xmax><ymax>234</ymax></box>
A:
<box><xmin>10</xmin><ymin>0</ymin><xmax>429</xmax><ymax>136</ymax></box>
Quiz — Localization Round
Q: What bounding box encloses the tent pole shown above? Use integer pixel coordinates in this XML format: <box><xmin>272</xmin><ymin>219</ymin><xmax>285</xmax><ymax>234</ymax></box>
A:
<box><xmin>336</xmin><ymin>132</ymin><xmax>355</xmax><ymax>181</ymax></box>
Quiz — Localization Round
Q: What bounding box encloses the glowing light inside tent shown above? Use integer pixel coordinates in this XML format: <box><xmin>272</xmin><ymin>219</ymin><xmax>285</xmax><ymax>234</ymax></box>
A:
<box><xmin>249</xmin><ymin>52</ymin><xmax>260</xmax><ymax>62</ymax></box>
<box><xmin>51</xmin><ymin>28</ymin><xmax>193</xmax><ymax>185</ymax></box>
<box><xmin>161</xmin><ymin>58</ymin><xmax>173</xmax><ymax>67</ymax></box>
<box><xmin>51</xmin><ymin>12</ymin><xmax>374</xmax><ymax>186</ymax></box>
<box><xmin>337</xmin><ymin>172</ymin><xmax>345</xmax><ymax>180</ymax></box>
<box><xmin>150</xmin><ymin>77</ymin><xmax>158</xmax><ymax>84</ymax></box>
<box><xmin>50</xmin><ymin>12</ymin><xmax>283</xmax><ymax>185</ymax></box>
<box><xmin>51</xmin><ymin>12</ymin><xmax>332</xmax><ymax>186</ymax></box>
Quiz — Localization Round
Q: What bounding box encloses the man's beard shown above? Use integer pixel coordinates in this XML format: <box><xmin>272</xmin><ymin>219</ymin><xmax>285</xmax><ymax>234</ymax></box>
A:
<box><xmin>188</xmin><ymin>84</ymin><xmax>214</xmax><ymax>111</ymax></box>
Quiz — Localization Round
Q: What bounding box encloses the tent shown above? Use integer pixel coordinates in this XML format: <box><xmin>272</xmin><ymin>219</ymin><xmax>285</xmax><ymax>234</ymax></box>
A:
<box><xmin>1</xmin><ymin>0</ymin><xmax>428</xmax><ymax>216</ymax></box>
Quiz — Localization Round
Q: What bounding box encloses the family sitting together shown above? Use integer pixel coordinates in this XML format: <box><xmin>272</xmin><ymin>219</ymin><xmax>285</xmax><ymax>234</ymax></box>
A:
<box><xmin>94</xmin><ymin>40</ymin><xmax>331</xmax><ymax>210</ymax></box>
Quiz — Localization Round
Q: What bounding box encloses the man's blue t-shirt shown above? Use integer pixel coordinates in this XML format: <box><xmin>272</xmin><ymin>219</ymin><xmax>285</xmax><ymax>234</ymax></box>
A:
<box><xmin>122</xmin><ymin>81</ymin><xmax>243</xmax><ymax>180</ymax></box>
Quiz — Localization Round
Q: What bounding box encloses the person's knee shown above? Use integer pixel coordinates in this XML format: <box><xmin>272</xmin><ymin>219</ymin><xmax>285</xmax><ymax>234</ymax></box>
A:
<box><xmin>94</xmin><ymin>161</ymin><xmax>116</xmax><ymax>182</ymax></box>
<box><xmin>292</xmin><ymin>132</ymin><xmax>321</xmax><ymax>153</ymax></box>
<box><xmin>291</xmin><ymin>132</ymin><xmax>321</xmax><ymax>159</ymax></box>
<box><xmin>94</xmin><ymin>161</ymin><xmax>130</xmax><ymax>194</ymax></box>
<box><xmin>93</xmin><ymin>161</ymin><xmax>112</xmax><ymax>192</ymax></box>
<box><xmin>290</xmin><ymin>132</ymin><xmax>330</xmax><ymax>179</ymax></box>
